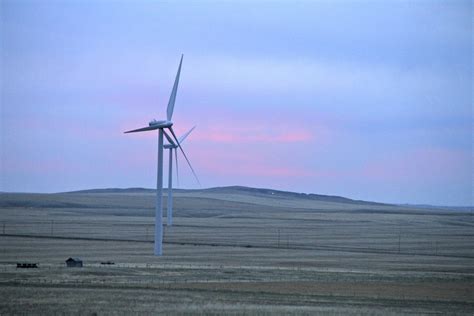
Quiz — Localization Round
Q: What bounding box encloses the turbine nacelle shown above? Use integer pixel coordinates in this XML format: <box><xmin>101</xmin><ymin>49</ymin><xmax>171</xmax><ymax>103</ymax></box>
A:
<box><xmin>164</xmin><ymin>143</ymin><xmax>177</xmax><ymax>149</ymax></box>
<box><xmin>149</xmin><ymin>119</ymin><xmax>173</xmax><ymax>129</ymax></box>
<box><xmin>164</xmin><ymin>125</ymin><xmax>195</xmax><ymax>149</ymax></box>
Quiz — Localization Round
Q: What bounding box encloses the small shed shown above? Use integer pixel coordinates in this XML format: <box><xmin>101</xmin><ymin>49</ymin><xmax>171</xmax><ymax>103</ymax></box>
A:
<box><xmin>65</xmin><ymin>257</ymin><xmax>83</xmax><ymax>267</ymax></box>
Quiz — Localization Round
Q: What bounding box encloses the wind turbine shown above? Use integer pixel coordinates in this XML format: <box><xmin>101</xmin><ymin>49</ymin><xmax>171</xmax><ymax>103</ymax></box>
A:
<box><xmin>164</xmin><ymin>126</ymin><xmax>196</xmax><ymax>227</ymax></box>
<box><xmin>124</xmin><ymin>55</ymin><xmax>199</xmax><ymax>256</ymax></box>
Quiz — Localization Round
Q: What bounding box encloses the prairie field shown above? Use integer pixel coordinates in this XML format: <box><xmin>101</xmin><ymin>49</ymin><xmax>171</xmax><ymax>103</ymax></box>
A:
<box><xmin>0</xmin><ymin>187</ymin><xmax>473</xmax><ymax>314</ymax></box>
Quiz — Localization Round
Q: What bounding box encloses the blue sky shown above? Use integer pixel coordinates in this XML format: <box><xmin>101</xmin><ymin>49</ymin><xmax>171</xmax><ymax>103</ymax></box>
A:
<box><xmin>1</xmin><ymin>0</ymin><xmax>472</xmax><ymax>205</ymax></box>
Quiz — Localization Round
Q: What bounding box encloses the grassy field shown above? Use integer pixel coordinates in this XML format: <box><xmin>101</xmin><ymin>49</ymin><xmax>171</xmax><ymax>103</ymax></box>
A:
<box><xmin>1</xmin><ymin>188</ymin><xmax>473</xmax><ymax>314</ymax></box>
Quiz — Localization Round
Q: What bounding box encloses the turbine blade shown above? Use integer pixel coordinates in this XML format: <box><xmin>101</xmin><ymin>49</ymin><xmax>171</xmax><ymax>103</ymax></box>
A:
<box><xmin>169</xmin><ymin>126</ymin><xmax>201</xmax><ymax>186</ymax></box>
<box><xmin>162</xmin><ymin>129</ymin><xmax>176</xmax><ymax>146</ymax></box>
<box><xmin>175</xmin><ymin>148</ymin><xmax>179</xmax><ymax>187</ymax></box>
<box><xmin>124</xmin><ymin>126</ymin><xmax>158</xmax><ymax>133</ymax></box>
<box><xmin>178</xmin><ymin>126</ymin><xmax>196</xmax><ymax>144</ymax></box>
<box><xmin>166</xmin><ymin>54</ymin><xmax>183</xmax><ymax>121</ymax></box>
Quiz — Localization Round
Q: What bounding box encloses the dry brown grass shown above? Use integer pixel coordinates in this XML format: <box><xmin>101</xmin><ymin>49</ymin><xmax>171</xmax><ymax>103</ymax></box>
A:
<box><xmin>0</xmin><ymin>191</ymin><xmax>473</xmax><ymax>314</ymax></box>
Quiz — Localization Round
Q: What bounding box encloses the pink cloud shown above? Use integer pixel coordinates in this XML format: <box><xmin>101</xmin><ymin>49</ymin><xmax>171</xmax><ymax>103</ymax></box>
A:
<box><xmin>171</xmin><ymin>113</ymin><xmax>326</xmax><ymax>145</ymax></box>
<box><xmin>118</xmin><ymin>106</ymin><xmax>338</xmax><ymax>184</ymax></box>
<box><xmin>118</xmin><ymin>97</ymin><xmax>338</xmax><ymax>146</ymax></box>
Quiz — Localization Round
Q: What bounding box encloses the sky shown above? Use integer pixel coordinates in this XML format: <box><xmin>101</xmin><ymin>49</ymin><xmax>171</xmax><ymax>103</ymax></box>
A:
<box><xmin>1</xmin><ymin>0</ymin><xmax>472</xmax><ymax>205</ymax></box>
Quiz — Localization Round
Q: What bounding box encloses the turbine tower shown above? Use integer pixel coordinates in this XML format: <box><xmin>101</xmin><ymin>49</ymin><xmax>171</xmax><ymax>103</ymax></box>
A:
<box><xmin>124</xmin><ymin>55</ymin><xmax>199</xmax><ymax>256</ymax></box>
<box><xmin>164</xmin><ymin>126</ymin><xmax>196</xmax><ymax>226</ymax></box>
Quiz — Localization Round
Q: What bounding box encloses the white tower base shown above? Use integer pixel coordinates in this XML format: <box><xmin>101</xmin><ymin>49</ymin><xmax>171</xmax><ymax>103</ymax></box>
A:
<box><xmin>167</xmin><ymin>148</ymin><xmax>173</xmax><ymax>226</ymax></box>
<box><xmin>154</xmin><ymin>129</ymin><xmax>164</xmax><ymax>256</ymax></box>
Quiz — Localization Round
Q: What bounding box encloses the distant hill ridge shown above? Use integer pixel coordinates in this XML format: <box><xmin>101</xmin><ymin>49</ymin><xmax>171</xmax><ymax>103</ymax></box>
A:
<box><xmin>65</xmin><ymin>185</ymin><xmax>388</xmax><ymax>206</ymax></box>
<box><xmin>66</xmin><ymin>187</ymin><xmax>157</xmax><ymax>194</ymax></box>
